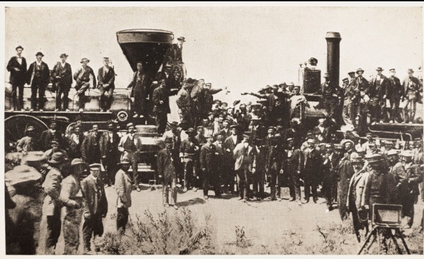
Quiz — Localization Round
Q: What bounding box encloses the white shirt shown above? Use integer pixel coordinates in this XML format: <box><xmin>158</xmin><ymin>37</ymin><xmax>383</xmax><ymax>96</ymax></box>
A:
<box><xmin>36</xmin><ymin>60</ymin><xmax>42</xmax><ymax>66</ymax></box>
<box><xmin>231</xmin><ymin>135</ymin><xmax>237</xmax><ymax>145</ymax></box>
<box><xmin>16</xmin><ymin>56</ymin><xmax>22</xmax><ymax>65</ymax></box>
<box><xmin>109</xmin><ymin>132</ymin><xmax>113</xmax><ymax>143</ymax></box>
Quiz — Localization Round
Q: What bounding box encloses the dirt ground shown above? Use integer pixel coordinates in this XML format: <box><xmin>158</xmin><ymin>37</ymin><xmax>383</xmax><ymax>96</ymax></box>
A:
<box><xmin>37</xmin><ymin>183</ymin><xmax>423</xmax><ymax>255</ymax></box>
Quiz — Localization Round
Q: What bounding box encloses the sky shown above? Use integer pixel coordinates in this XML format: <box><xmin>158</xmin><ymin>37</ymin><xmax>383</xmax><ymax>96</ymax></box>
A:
<box><xmin>4</xmin><ymin>4</ymin><xmax>423</xmax><ymax>105</ymax></box>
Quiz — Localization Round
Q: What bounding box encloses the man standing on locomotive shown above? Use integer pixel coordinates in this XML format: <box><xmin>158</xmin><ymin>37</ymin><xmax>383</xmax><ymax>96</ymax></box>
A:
<box><xmin>127</xmin><ymin>61</ymin><xmax>150</xmax><ymax>119</ymax></box>
<box><xmin>97</xmin><ymin>57</ymin><xmax>116</xmax><ymax>112</ymax></box>
<box><xmin>52</xmin><ymin>53</ymin><xmax>73</xmax><ymax>111</ymax></box>
<box><xmin>7</xmin><ymin>45</ymin><xmax>27</xmax><ymax>111</ymax></box>
<box><xmin>27</xmin><ymin>52</ymin><xmax>50</xmax><ymax>111</ymax></box>
<box><xmin>153</xmin><ymin>78</ymin><xmax>170</xmax><ymax>135</ymax></box>
<box><xmin>402</xmin><ymin>68</ymin><xmax>421</xmax><ymax>123</ymax></box>
<box><xmin>74</xmin><ymin>58</ymin><xmax>96</xmax><ymax>111</ymax></box>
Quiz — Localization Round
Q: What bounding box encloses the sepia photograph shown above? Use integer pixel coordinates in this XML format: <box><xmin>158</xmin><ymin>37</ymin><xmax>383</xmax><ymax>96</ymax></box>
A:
<box><xmin>2</xmin><ymin>2</ymin><xmax>424</xmax><ymax>256</ymax></box>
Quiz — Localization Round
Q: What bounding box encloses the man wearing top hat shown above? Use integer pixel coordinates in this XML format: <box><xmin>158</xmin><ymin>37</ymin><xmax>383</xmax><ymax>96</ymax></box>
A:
<box><xmin>100</xmin><ymin>122</ymin><xmax>121</xmax><ymax>186</ymax></box>
<box><xmin>115</xmin><ymin>157</ymin><xmax>133</xmax><ymax>233</ymax></box>
<box><xmin>97</xmin><ymin>57</ymin><xmax>116</xmax><ymax>112</ymax></box>
<box><xmin>387</xmin><ymin>68</ymin><xmax>403</xmax><ymax>123</ymax></box>
<box><xmin>74</xmin><ymin>58</ymin><xmax>96</xmax><ymax>111</ymax></box>
<box><xmin>369</xmin><ymin>67</ymin><xmax>389</xmax><ymax>123</ymax></box>
<box><xmin>42</xmin><ymin>152</ymin><xmax>66</xmax><ymax>254</ymax></box>
<box><xmin>52</xmin><ymin>53</ymin><xmax>73</xmax><ymax>111</ymax></box>
<box><xmin>60</xmin><ymin>158</ymin><xmax>87</xmax><ymax>254</ymax></box>
<box><xmin>7</xmin><ymin>45</ymin><xmax>27</xmax><ymax>110</ymax></box>
<box><xmin>16</xmin><ymin>125</ymin><xmax>38</xmax><ymax>154</ymax></box>
<box><xmin>179</xmin><ymin>127</ymin><xmax>200</xmax><ymax>192</ymax></box>
<box><xmin>346</xmin><ymin>152</ymin><xmax>369</xmax><ymax>242</ymax></box>
<box><xmin>402</xmin><ymin>68</ymin><xmax>421</xmax><ymax>123</ymax></box>
<box><xmin>81</xmin><ymin>163</ymin><xmax>108</xmax><ymax>254</ymax></box>
<box><xmin>27</xmin><ymin>51</ymin><xmax>50</xmax><ymax>111</ymax></box>
<box><xmin>118</xmin><ymin>123</ymin><xmax>142</xmax><ymax>191</ymax></box>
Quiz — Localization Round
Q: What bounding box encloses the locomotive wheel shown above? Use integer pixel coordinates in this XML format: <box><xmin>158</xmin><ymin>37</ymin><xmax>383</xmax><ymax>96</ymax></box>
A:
<box><xmin>5</xmin><ymin>115</ymin><xmax>48</xmax><ymax>144</ymax></box>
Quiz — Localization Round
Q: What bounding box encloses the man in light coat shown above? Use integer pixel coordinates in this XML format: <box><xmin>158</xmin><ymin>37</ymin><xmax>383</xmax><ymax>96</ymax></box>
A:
<box><xmin>60</xmin><ymin>158</ymin><xmax>87</xmax><ymax>254</ymax></box>
<box><xmin>346</xmin><ymin>153</ymin><xmax>369</xmax><ymax>242</ymax></box>
<box><xmin>233</xmin><ymin>133</ymin><xmax>257</xmax><ymax>202</ymax></box>
<box><xmin>115</xmin><ymin>158</ymin><xmax>133</xmax><ymax>233</ymax></box>
<box><xmin>118</xmin><ymin>123</ymin><xmax>142</xmax><ymax>191</ymax></box>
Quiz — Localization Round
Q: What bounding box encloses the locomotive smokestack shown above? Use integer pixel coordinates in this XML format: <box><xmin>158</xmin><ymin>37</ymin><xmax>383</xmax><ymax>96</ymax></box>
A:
<box><xmin>325</xmin><ymin>32</ymin><xmax>341</xmax><ymax>88</ymax></box>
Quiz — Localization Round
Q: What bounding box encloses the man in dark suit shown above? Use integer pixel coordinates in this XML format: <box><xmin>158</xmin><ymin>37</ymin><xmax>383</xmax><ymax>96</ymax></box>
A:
<box><xmin>157</xmin><ymin>137</ymin><xmax>178</xmax><ymax>209</ymax></box>
<box><xmin>322</xmin><ymin>144</ymin><xmax>340</xmax><ymax>211</ymax></box>
<box><xmin>223</xmin><ymin>125</ymin><xmax>242</xmax><ymax>193</ymax></box>
<box><xmin>74</xmin><ymin>58</ymin><xmax>96</xmax><ymax>111</ymax></box>
<box><xmin>52</xmin><ymin>53</ymin><xmax>72</xmax><ymax>111</ymax></box>
<box><xmin>81</xmin><ymin>163</ymin><xmax>108</xmax><ymax>254</ymax></box>
<box><xmin>7</xmin><ymin>45</ymin><xmax>27</xmax><ymax>110</ymax></box>
<box><xmin>97</xmin><ymin>57</ymin><xmax>115</xmax><ymax>112</ymax></box>
<box><xmin>152</xmin><ymin>78</ymin><xmax>170</xmax><ymax>135</ymax></box>
<box><xmin>99</xmin><ymin>122</ymin><xmax>120</xmax><ymax>186</ymax></box>
<box><xmin>200</xmin><ymin>134</ymin><xmax>221</xmax><ymax>199</ymax></box>
<box><xmin>369</xmin><ymin>67</ymin><xmax>389</xmax><ymax>123</ymax></box>
<box><xmin>127</xmin><ymin>62</ymin><xmax>150</xmax><ymax>119</ymax></box>
<box><xmin>40</xmin><ymin>120</ymin><xmax>63</xmax><ymax>151</ymax></box>
<box><xmin>387</xmin><ymin>68</ymin><xmax>403</xmax><ymax>123</ymax></box>
<box><xmin>353</xmin><ymin>68</ymin><xmax>369</xmax><ymax>133</ymax></box>
<box><xmin>303</xmin><ymin>138</ymin><xmax>322</xmax><ymax>203</ymax></box>
<box><xmin>27</xmin><ymin>52</ymin><xmax>50</xmax><ymax>111</ymax></box>
<box><xmin>81</xmin><ymin>125</ymin><xmax>101</xmax><ymax>164</ymax></box>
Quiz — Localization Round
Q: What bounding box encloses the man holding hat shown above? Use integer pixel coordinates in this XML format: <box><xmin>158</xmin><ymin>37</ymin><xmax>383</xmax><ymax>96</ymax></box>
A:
<box><xmin>118</xmin><ymin>123</ymin><xmax>142</xmax><ymax>191</ymax></box>
<box><xmin>52</xmin><ymin>53</ymin><xmax>73</xmax><ymax>111</ymax></box>
<box><xmin>369</xmin><ymin>67</ymin><xmax>389</xmax><ymax>123</ymax></box>
<box><xmin>60</xmin><ymin>158</ymin><xmax>87</xmax><ymax>254</ymax></box>
<box><xmin>81</xmin><ymin>163</ymin><xmax>108</xmax><ymax>254</ymax></box>
<box><xmin>42</xmin><ymin>152</ymin><xmax>66</xmax><ymax>254</ymax></box>
<box><xmin>26</xmin><ymin>51</ymin><xmax>50</xmax><ymax>111</ymax></box>
<box><xmin>402</xmin><ymin>68</ymin><xmax>421</xmax><ymax>123</ymax></box>
<box><xmin>346</xmin><ymin>153</ymin><xmax>369</xmax><ymax>242</ymax></box>
<box><xmin>97</xmin><ymin>57</ymin><xmax>116</xmax><ymax>112</ymax></box>
<box><xmin>16</xmin><ymin>125</ymin><xmax>39</xmax><ymax>154</ymax></box>
<box><xmin>74</xmin><ymin>58</ymin><xmax>96</xmax><ymax>111</ymax></box>
<box><xmin>115</xmin><ymin>157</ymin><xmax>133</xmax><ymax>233</ymax></box>
<box><xmin>7</xmin><ymin>45</ymin><xmax>27</xmax><ymax>110</ymax></box>
<box><xmin>179</xmin><ymin>127</ymin><xmax>200</xmax><ymax>192</ymax></box>
<box><xmin>387</xmin><ymin>68</ymin><xmax>402</xmax><ymax>122</ymax></box>
<box><xmin>157</xmin><ymin>137</ymin><xmax>178</xmax><ymax>209</ymax></box>
<box><xmin>100</xmin><ymin>122</ymin><xmax>120</xmax><ymax>186</ymax></box>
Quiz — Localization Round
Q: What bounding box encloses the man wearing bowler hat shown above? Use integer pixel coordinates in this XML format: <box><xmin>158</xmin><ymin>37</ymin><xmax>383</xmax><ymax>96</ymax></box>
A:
<box><xmin>74</xmin><ymin>58</ymin><xmax>96</xmax><ymax>111</ymax></box>
<box><xmin>97</xmin><ymin>57</ymin><xmax>116</xmax><ymax>112</ymax></box>
<box><xmin>52</xmin><ymin>53</ymin><xmax>73</xmax><ymax>111</ymax></box>
<box><xmin>42</xmin><ymin>152</ymin><xmax>66</xmax><ymax>254</ymax></box>
<box><xmin>7</xmin><ymin>45</ymin><xmax>27</xmax><ymax>110</ymax></box>
<box><xmin>115</xmin><ymin>157</ymin><xmax>133</xmax><ymax>233</ymax></box>
<box><xmin>27</xmin><ymin>51</ymin><xmax>50</xmax><ymax>111</ymax></box>
<box><xmin>81</xmin><ymin>163</ymin><xmax>108</xmax><ymax>254</ymax></box>
<box><xmin>369</xmin><ymin>67</ymin><xmax>389</xmax><ymax>123</ymax></box>
<box><xmin>387</xmin><ymin>68</ymin><xmax>403</xmax><ymax>122</ymax></box>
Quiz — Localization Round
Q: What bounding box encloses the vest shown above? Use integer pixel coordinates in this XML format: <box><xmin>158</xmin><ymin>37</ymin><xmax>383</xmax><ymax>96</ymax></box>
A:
<box><xmin>123</xmin><ymin>136</ymin><xmax>136</xmax><ymax>152</ymax></box>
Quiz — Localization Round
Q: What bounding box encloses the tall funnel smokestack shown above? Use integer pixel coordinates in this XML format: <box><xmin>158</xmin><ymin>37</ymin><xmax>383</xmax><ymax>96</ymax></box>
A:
<box><xmin>325</xmin><ymin>32</ymin><xmax>341</xmax><ymax>88</ymax></box>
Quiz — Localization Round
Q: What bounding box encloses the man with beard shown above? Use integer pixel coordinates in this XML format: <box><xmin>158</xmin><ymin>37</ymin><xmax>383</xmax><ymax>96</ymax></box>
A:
<box><xmin>100</xmin><ymin>123</ymin><xmax>120</xmax><ymax>186</ymax></box>
<box><xmin>81</xmin><ymin>124</ymin><xmax>101</xmax><ymax>165</ymax></box>
<box><xmin>27</xmin><ymin>52</ymin><xmax>50</xmax><ymax>111</ymax></box>
<box><xmin>369</xmin><ymin>67</ymin><xmax>389</xmax><ymax>123</ymax></box>
<box><xmin>282</xmin><ymin>138</ymin><xmax>303</xmax><ymax>204</ymax></box>
<box><xmin>52</xmin><ymin>53</ymin><xmax>72</xmax><ymax>111</ymax></box>
<box><xmin>7</xmin><ymin>45</ymin><xmax>27</xmax><ymax>111</ymax></box>
<box><xmin>74</xmin><ymin>58</ymin><xmax>96</xmax><ymax>111</ymax></box>
<box><xmin>97</xmin><ymin>57</ymin><xmax>116</xmax><ymax>112</ymax></box>
<box><xmin>337</xmin><ymin>139</ymin><xmax>356</xmax><ymax>220</ymax></box>
<box><xmin>223</xmin><ymin>125</ymin><xmax>242</xmax><ymax>193</ymax></box>
<box><xmin>387</xmin><ymin>68</ymin><xmax>403</xmax><ymax>123</ymax></box>
<box><xmin>386</xmin><ymin>150</ymin><xmax>408</xmax><ymax>204</ymax></box>
<box><xmin>353</xmin><ymin>68</ymin><xmax>369</xmax><ymax>133</ymax></box>
<box><xmin>322</xmin><ymin>143</ymin><xmax>340</xmax><ymax>212</ymax></box>
<box><xmin>303</xmin><ymin>138</ymin><xmax>322</xmax><ymax>203</ymax></box>
<box><xmin>346</xmin><ymin>153</ymin><xmax>369</xmax><ymax>242</ymax></box>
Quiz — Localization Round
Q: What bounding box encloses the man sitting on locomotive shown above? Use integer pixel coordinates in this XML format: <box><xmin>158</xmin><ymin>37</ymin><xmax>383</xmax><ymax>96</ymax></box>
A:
<box><xmin>97</xmin><ymin>57</ymin><xmax>116</xmax><ymax>112</ymax></box>
<box><xmin>74</xmin><ymin>58</ymin><xmax>96</xmax><ymax>112</ymax></box>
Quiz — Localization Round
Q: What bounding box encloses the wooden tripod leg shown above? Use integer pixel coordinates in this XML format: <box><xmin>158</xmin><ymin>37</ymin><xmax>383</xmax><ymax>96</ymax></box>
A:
<box><xmin>358</xmin><ymin>228</ymin><xmax>376</xmax><ymax>255</ymax></box>
<box><xmin>389</xmin><ymin>230</ymin><xmax>402</xmax><ymax>254</ymax></box>
<box><xmin>396</xmin><ymin>229</ymin><xmax>411</xmax><ymax>254</ymax></box>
